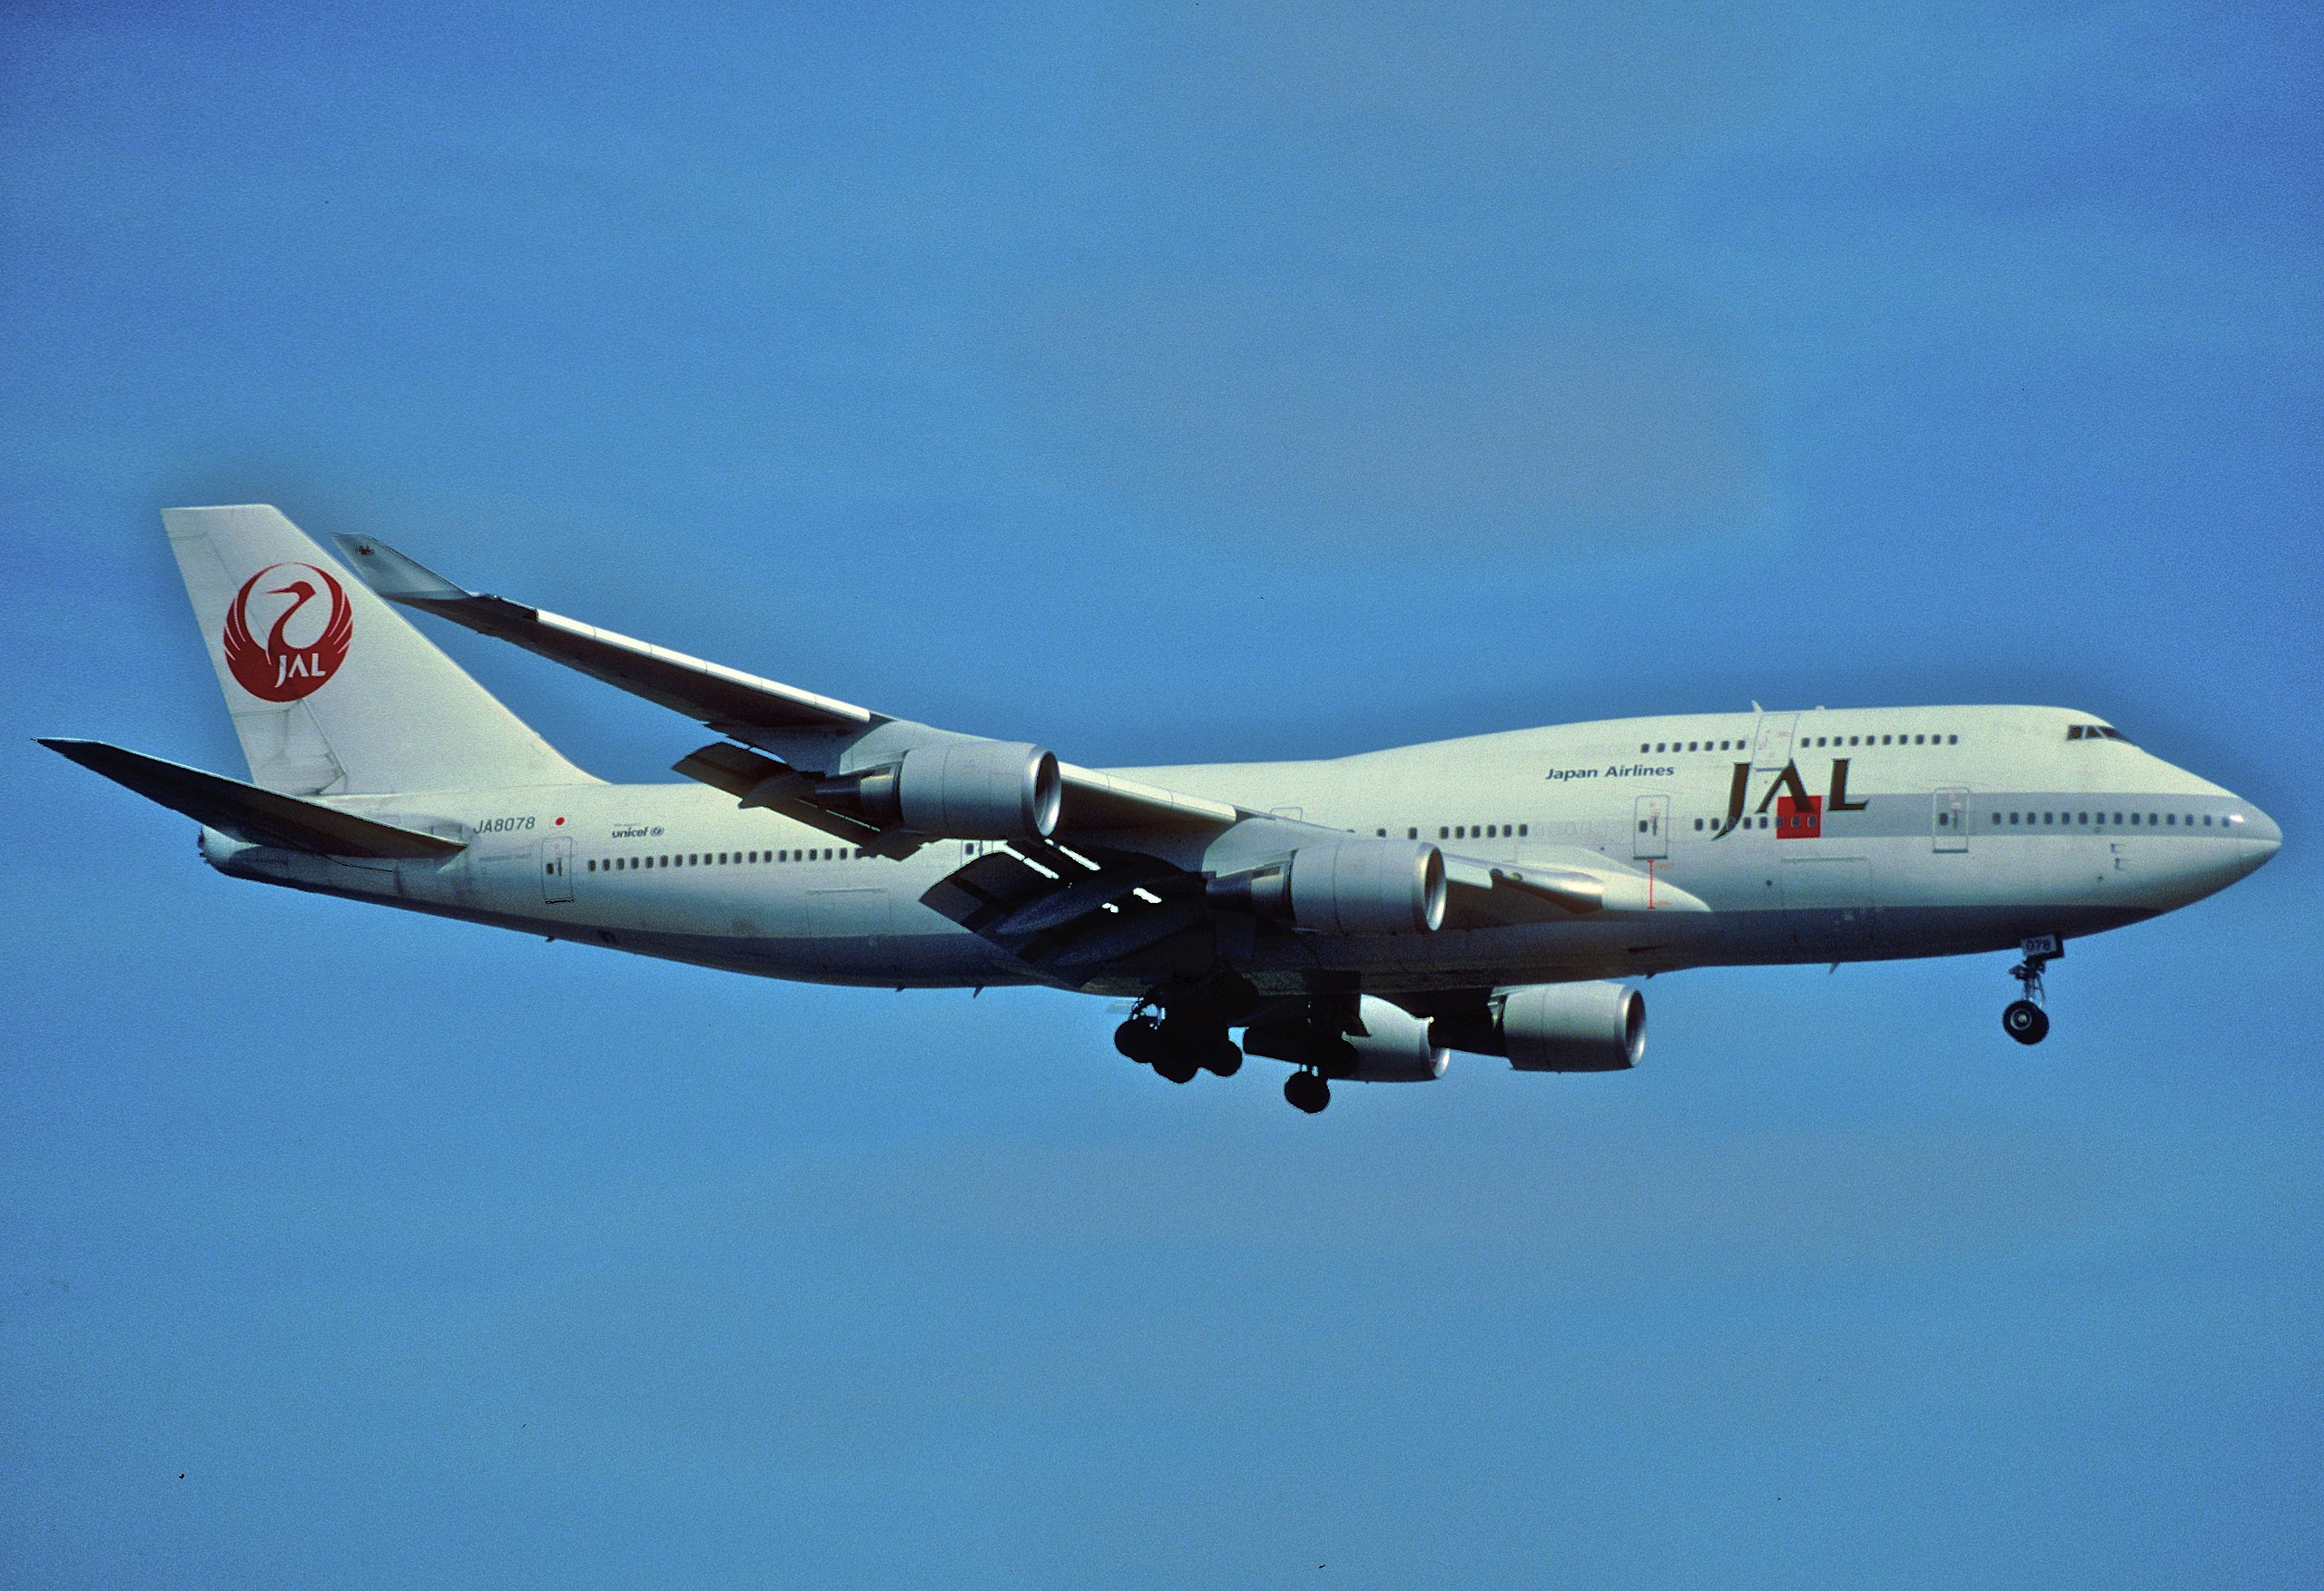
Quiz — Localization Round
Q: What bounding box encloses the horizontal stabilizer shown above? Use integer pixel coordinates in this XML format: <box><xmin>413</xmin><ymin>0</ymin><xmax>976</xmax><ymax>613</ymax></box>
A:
<box><xmin>38</xmin><ymin>739</ymin><xmax>464</xmax><ymax>859</ymax></box>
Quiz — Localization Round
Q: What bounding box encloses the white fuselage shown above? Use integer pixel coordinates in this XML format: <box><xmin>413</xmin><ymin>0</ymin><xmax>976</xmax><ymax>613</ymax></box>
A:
<box><xmin>202</xmin><ymin>704</ymin><xmax>2279</xmax><ymax>997</ymax></box>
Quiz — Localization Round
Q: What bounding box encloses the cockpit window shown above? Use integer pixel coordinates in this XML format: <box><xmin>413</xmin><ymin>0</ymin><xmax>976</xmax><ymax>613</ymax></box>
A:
<box><xmin>2068</xmin><ymin>724</ymin><xmax>2132</xmax><ymax>743</ymax></box>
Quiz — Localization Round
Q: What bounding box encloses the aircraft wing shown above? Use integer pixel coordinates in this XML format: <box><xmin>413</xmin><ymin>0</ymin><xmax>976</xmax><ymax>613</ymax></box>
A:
<box><xmin>334</xmin><ymin>534</ymin><xmax>1243</xmax><ymax>840</ymax></box>
<box><xmin>39</xmin><ymin>739</ymin><xmax>463</xmax><ymax>859</ymax></box>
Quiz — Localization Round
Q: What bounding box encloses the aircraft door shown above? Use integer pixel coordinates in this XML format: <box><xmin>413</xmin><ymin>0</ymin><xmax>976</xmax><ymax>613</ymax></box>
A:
<box><xmin>1752</xmin><ymin>712</ymin><xmax>1799</xmax><ymax>770</ymax></box>
<box><xmin>1632</xmin><ymin>795</ymin><xmax>1669</xmax><ymax>860</ymax></box>
<box><xmin>1933</xmin><ymin>787</ymin><xmax>1969</xmax><ymax>853</ymax></box>
<box><xmin>540</xmin><ymin>836</ymin><xmax>575</xmax><ymax>902</ymax></box>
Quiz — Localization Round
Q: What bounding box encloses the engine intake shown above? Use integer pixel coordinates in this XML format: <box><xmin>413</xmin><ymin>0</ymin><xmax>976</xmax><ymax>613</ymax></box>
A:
<box><xmin>838</xmin><ymin>741</ymin><xmax>1062</xmax><ymax>839</ymax></box>
<box><xmin>1207</xmin><ymin>837</ymin><xmax>1445</xmax><ymax>935</ymax></box>
<box><xmin>1433</xmin><ymin>981</ymin><xmax>1644</xmax><ymax>1072</ymax></box>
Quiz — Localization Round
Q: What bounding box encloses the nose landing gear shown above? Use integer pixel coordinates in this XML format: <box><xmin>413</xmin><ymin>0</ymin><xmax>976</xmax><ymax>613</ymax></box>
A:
<box><xmin>2003</xmin><ymin>935</ymin><xmax>2062</xmax><ymax>1045</ymax></box>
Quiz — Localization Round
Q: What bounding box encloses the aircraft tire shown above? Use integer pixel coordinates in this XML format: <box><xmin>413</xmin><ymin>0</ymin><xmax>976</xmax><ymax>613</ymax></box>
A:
<box><xmin>1154</xmin><ymin>1055</ymin><xmax>1200</xmax><ymax>1085</ymax></box>
<box><xmin>1284</xmin><ymin>1071</ymin><xmax>1329</xmax><ymax>1114</ymax></box>
<box><xmin>2003</xmin><ymin>1000</ymin><xmax>2049</xmax><ymax>1045</ymax></box>
<box><xmin>1202</xmin><ymin>1039</ymin><xmax>1244</xmax><ymax>1078</ymax></box>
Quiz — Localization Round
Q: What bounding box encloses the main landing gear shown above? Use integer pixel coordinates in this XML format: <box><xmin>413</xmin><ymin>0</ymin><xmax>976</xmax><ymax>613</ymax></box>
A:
<box><xmin>2003</xmin><ymin>934</ymin><xmax>2062</xmax><ymax>1046</ymax></box>
<box><xmin>1115</xmin><ymin>997</ymin><xmax>1243</xmax><ymax>1085</ymax></box>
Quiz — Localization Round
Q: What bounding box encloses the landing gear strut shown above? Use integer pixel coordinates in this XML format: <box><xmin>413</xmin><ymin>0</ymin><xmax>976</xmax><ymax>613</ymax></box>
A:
<box><xmin>2004</xmin><ymin>935</ymin><xmax>2061</xmax><ymax>1046</ymax></box>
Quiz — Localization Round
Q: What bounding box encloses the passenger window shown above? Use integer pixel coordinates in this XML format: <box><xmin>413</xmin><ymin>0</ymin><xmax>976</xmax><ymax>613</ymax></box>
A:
<box><xmin>1695</xmin><ymin>819</ymin><xmax>1705</xmax><ymax>830</ymax></box>
<box><xmin>1439</xmin><ymin>826</ymin><xmax>1449</xmax><ymax>839</ymax></box>
<box><xmin>1947</xmin><ymin>734</ymin><xmax>1957</xmax><ymax>743</ymax></box>
<box><xmin>1914</xmin><ymin>734</ymin><xmax>1925</xmax><ymax>744</ymax></box>
<box><xmin>1518</xmin><ymin>824</ymin><xmax>1528</xmax><ymax>836</ymax></box>
<box><xmin>2165</xmin><ymin>814</ymin><xmax>2174</xmax><ymax>826</ymax></box>
<box><xmin>1991</xmin><ymin>813</ymin><xmax>2001</xmax><ymax>825</ymax></box>
<box><xmin>1640</xmin><ymin>743</ymin><xmax>1649</xmax><ymax>753</ymax></box>
<box><xmin>1408</xmin><ymin>828</ymin><xmax>1418</xmax><ymax>840</ymax></box>
<box><xmin>1655</xmin><ymin>742</ymin><xmax>1667</xmax><ymax>753</ymax></box>
<box><xmin>2147</xmin><ymin>815</ymin><xmax>2156</xmax><ymax>827</ymax></box>
<box><xmin>2010</xmin><ymin>813</ymin><xmax>2020</xmax><ymax>825</ymax></box>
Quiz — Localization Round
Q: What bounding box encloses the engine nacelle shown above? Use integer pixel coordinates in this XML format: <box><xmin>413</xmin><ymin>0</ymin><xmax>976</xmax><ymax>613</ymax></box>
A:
<box><xmin>1207</xmin><ymin>838</ymin><xmax>1446</xmax><ymax>935</ymax></box>
<box><xmin>1492</xmin><ymin>981</ymin><xmax>1645</xmax><ymax>1072</ymax></box>
<box><xmin>846</xmin><ymin>741</ymin><xmax>1062</xmax><ymax>839</ymax></box>
<box><xmin>1243</xmin><ymin>995</ymin><xmax>1448</xmax><ymax>1082</ymax></box>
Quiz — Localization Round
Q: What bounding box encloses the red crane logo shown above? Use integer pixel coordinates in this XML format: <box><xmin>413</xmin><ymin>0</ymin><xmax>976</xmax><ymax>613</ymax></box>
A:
<box><xmin>222</xmin><ymin>563</ymin><xmax>352</xmax><ymax>702</ymax></box>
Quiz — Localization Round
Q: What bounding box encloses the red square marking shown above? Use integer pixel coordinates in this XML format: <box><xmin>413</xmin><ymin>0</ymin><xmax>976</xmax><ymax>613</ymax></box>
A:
<box><xmin>1777</xmin><ymin>794</ymin><xmax>1823</xmax><ymax>839</ymax></box>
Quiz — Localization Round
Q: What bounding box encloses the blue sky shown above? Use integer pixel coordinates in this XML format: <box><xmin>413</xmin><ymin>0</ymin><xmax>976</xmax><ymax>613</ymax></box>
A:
<box><xmin>4</xmin><ymin>4</ymin><xmax>2319</xmax><ymax>1586</ymax></box>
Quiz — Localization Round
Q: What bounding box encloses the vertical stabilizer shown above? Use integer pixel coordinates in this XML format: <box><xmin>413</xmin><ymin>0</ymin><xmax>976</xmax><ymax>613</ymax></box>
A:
<box><xmin>162</xmin><ymin>506</ymin><xmax>593</xmax><ymax>794</ymax></box>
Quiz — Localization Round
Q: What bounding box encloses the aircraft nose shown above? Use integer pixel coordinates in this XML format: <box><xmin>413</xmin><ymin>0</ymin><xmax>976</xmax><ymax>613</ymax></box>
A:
<box><xmin>2240</xmin><ymin>802</ymin><xmax>2282</xmax><ymax>871</ymax></box>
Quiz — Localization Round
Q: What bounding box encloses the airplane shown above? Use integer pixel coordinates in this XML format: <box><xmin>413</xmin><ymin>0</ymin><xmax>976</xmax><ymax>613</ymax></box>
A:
<box><xmin>44</xmin><ymin>506</ymin><xmax>2281</xmax><ymax>1114</ymax></box>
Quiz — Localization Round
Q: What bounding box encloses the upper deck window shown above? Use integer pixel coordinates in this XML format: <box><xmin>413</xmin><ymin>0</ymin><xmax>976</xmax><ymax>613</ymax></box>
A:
<box><xmin>2069</xmin><ymin>724</ymin><xmax>2132</xmax><ymax>742</ymax></box>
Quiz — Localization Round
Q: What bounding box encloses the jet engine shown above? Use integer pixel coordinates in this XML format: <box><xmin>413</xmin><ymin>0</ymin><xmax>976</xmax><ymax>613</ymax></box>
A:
<box><xmin>1435</xmin><ymin>981</ymin><xmax>1645</xmax><ymax>1072</ymax></box>
<box><xmin>831</xmin><ymin>741</ymin><xmax>1062</xmax><ymax>839</ymax></box>
<box><xmin>1244</xmin><ymin>994</ymin><xmax>1449</xmax><ymax>1082</ymax></box>
<box><xmin>1207</xmin><ymin>838</ymin><xmax>1446</xmax><ymax>935</ymax></box>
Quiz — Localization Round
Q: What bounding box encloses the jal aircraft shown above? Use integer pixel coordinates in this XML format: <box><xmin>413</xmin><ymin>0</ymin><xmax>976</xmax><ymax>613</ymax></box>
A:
<box><xmin>46</xmin><ymin>506</ymin><xmax>2281</xmax><ymax>1113</ymax></box>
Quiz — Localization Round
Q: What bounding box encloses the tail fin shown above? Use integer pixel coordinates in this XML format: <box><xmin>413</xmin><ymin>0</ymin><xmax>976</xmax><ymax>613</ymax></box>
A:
<box><xmin>162</xmin><ymin>506</ymin><xmax>593</xmax><ymax>794</ymax></box>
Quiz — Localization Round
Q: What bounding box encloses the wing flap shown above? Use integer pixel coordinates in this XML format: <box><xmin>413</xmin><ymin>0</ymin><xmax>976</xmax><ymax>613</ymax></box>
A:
<box><xmin>40</xmin><ymin>739</ymin><xmax>463</xmax><ymax>859</ymax></box>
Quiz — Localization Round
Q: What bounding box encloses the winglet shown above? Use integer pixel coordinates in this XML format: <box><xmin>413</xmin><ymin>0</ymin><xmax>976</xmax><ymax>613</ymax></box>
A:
<box><xmin>331</xmin><ymin>534</ymin><xmax>474</xmax><ymax>604</ymax></box>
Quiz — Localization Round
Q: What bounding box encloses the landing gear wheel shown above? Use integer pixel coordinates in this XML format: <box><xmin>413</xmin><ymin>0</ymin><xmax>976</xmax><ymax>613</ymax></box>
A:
<box><xmin>1201</xmin><ymin>1038</ymin><xmax>1244</xmax><ymax>1078</ymax></box>
<box><xmin>2002</xmin><ymin>935</ymin><xmax>2062</xmax><ymax>1047</ymax></box>
<box><xmin>2003</xmin><ymin>1000</ymin><xmax>2049</xmax><ymax>1045</ymax></box>
<box><xmin>1154</xmin><ymin>1055</ymin><xmax>1199</xmax><ymax>1085</ymax></box>
<box><xmin>1114</xmin><ymin>1018</ymin><xmax>1163</xmax><ymax>1065</ymax></box>
<box><xmin>1284</xmin><ymin>1071</ymin><xmax>1330</xmax><ymax>1115</ymax></box>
